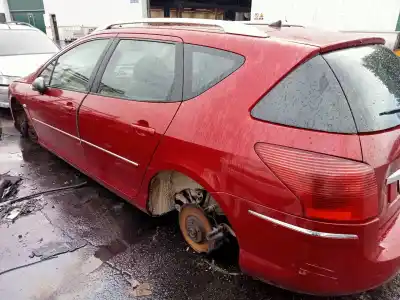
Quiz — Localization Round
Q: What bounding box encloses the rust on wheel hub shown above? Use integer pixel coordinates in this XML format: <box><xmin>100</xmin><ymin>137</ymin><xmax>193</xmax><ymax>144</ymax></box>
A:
<box><xmin>179</xmin><ymin>204</ymin><xmax>212</xmax><ymax>253</ymax></box>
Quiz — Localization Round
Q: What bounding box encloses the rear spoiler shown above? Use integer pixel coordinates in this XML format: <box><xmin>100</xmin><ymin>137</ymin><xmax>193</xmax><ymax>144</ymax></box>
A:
<box><xmin>341</xmin><ymin>31</ymin><xmax>400</xmax><ymax>55</ymax></box>
<box><xmin>320</xmin><ymin>37</ymin><xmax>385</xmax><ymax>54</ymax></box>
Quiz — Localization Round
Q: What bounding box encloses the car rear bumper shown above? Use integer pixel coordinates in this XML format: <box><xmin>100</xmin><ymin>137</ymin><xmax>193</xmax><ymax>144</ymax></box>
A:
<box><xmin>213</xmin><ymin>193</ymin><xmax>400</xmax><ymax>296</ymax></box>
<box><xmin>0</xmin><ymin>85</ymin><xmax>9</xmax><ymax>108</ymax></box>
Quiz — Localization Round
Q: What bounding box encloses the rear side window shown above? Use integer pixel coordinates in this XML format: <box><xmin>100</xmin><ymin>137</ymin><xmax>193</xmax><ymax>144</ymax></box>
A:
<box><xmin>251</xmin><ymin>55</ymin><xmax>357</xmax><ymax>133</ymax></box>
<box><xmin>98</xmin><ymin>40</ymin><xmax>179</xmax><ymax>102</ymax></box>
<box><xmin>183</xmin><ymin>44</ymin><xmax>244</xmax><ymax>100</ymax></box>
<box><xmin>324</xmin><ymin>45</ymin><xmax>400</xmax><ymax>133</ymax></box>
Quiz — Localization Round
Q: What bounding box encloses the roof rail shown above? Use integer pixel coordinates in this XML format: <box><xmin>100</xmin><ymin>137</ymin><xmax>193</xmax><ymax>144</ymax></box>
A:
<box><xmin>97</xmin><ymin>18</ymin><xmax>268</xmax><ymax>38</ymax></box>
<box><xmin>5</xmin><ymin>21</ymin><xmax>35</xmax><ymax>28</ymax></box>
<box><xmin>241</xmin><ymin>20</ymin><xmax>305</xmax><ymax>28</ymax></box>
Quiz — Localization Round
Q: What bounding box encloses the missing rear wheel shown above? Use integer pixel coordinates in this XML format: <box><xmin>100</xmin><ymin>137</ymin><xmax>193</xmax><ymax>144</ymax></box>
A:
<box><xmin>179</xmin><ymin>204</ymin><xmax>212</xmax><ymax>253</ymax></box>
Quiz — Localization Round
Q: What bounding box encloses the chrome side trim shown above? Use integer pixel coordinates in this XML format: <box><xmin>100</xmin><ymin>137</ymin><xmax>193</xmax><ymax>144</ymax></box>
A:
<box><xmin>33</xmin><ymin>118</ymin><xmax>80</xmax><ymax>141</ymax></box>
<box><xmin>81</xmin><ymin>139</ymin><xmax>139</xmax><ymax>167</ymax></box>
<box><xmin>387</xmin><ymin>169</ymin><xmax>400</xmax><ymax>185</ymax></box>
<box><xmin>248</xmin><ymin>210</ymin><xmax>358</xmax><ymax>240</ymax></box>
<box><xmin>32</xmin><ymin>118</ymin><xmax>139</xmax><ymax>167</ymax></box>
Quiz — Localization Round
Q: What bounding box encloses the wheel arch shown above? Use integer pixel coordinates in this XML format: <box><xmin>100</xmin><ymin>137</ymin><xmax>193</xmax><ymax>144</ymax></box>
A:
<box><xmin>10</xmin><ymin>96</ymin><xmax>21</xmax><ymax>122</ymax></box>
<box><xmin>143</xmin><ymin>164</ymin><xmax>229</xmax><ymax>218</ymax></box>
<box><xmin>143</xmin><ymin>166</ymin><xmax>241</xmax><ymax>246</ymax></box>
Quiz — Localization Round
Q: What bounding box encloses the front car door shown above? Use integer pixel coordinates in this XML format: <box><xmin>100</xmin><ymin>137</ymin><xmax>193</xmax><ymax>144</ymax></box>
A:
<box><xmin>26</xmin><ymin>36</ymin><xmax>114</xmax><ymax>167</ymax></box>
<box><xmin>78</xmin><ymin>34</ymin><xmax>183</xmax><ymax>200</ymax></box>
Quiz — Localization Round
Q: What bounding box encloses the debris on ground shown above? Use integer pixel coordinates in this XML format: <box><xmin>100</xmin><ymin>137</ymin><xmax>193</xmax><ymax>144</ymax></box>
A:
<box><xmin>6</xmin><ymin>207</ymin><xmax>21</xmax><ymax>221</ymax></box>
<box><xmin>0</xmin><ymin>175</ymin><xmax>22</xmax><ymax>201</ymax></box>
<box><xmin>203</xmin><ymin>259</ymin><xmax>242</xmax><ymax>276</ymax></box>
<box><xmin>132</xmin><ymin>282</ymin><xmax>152</xmax><ymax>297</ymax></box>
<box><xmin>130</xmin><ymin>278</ymin><xmax>140</xmax><ymax>289</ymax></box>
<box><xmin>0</xmin><ymin>196</ymin><xmax>45</xmax><ymax>222</ymax></box>
<box><xmin>0</xmin><ymin>181</ymin><xmax>87</xmax><ymax>209</ymax></box>
<box><xmin>31</xmin><ymin>239</ymin><xmax>87</xmax><ymax>259</ymax></box>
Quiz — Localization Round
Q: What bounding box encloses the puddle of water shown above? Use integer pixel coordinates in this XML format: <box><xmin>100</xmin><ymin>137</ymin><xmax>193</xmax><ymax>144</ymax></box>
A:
<box><xmin>94</xmin><ymin>239</ymin><xmax>128</xmax><ymax>262</ymax></box>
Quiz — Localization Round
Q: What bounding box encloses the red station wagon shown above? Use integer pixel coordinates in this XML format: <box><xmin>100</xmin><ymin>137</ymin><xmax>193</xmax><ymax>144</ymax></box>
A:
<box><xmin>8</xmin><ymin>18</ymin><xmax>400</xmax><ymax>295</ymax></box>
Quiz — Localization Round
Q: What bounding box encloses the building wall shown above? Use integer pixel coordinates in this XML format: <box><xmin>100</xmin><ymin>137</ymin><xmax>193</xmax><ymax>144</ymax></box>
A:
<box><xmin>0</xmin><ymin>0</ymin><xmax>11</xmax><ymax>21</ymax></box>
<box><xmin>42</xmin><ymin>0</ymin><xmax>148</xmax><ymax>40</ymax></box>
<box><xmin>42</xmin><ymin>0</ymin><xmax>147</xmax><ymax>28</ymax></box>
<box><xmin>251</xmin><ymin>0</ymin><xmax>400</xmax><ymax>31</ymax></box>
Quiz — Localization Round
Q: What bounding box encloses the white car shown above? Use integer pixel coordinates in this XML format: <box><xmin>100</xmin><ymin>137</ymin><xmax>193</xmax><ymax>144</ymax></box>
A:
<box><xmin>0</xmin><ymin>22</ymin><xmax>59</xmax><ymax>108</ymax></box>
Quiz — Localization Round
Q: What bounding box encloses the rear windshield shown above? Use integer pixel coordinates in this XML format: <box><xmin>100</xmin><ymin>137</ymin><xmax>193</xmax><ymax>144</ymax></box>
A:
<box><xmin>324</xmin><ymin>45</ymin><xmax>400</xmax><ymax>133</ymax></box>
<box><xmin>0</xmin><ymin>29</ymin><xmax>59</xmax><ymax>56</ymax></box>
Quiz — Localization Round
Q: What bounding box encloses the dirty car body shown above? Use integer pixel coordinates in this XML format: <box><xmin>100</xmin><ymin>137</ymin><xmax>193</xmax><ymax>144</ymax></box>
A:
<box><xmin>0</xmin><ymin>22</ymin><xmax>59</xmax><ymax>108</ymax></box>
<box><xmin>8</xmin><ymin>19</ymin><xmax>400</xmax><ymax>296</ymax></box>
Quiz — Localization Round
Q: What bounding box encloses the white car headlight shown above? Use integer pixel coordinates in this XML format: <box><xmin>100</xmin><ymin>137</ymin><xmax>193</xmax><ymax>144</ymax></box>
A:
<box><xmin>0</xmin><ymin>75</ymin><xmax>19</xmax><ymax>86</ymax></box>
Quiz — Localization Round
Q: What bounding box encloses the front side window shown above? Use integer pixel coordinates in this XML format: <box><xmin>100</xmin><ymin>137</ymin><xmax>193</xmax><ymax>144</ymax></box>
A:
<box><xmin>183</xmin><ymin>44</ymin><xmax>244</xmax><ymax>100</ymax></box>
<box><xmin>40</xmin><ymin>60</ymin><xmax>56</xmax><ymax>86</ymax></box>
<box><xmin>49</xmin><ymin>39</ymin><xmax>109</xmax><ymax>92</ymax></box>
<box><xmin>98</xmin><ymin>40</ymin><xmax>178</xmax><ymax>102</ymax></box>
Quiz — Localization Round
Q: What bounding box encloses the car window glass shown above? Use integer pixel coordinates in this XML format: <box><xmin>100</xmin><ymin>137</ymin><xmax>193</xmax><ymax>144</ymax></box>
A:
<box><xmin>184</xmin><ymin>44</ymin><xmax>244</xmax><ymax>99</ymax></box>
<box><xmin>50</xmin><ymin>39</ymin><xmax>109</xmax><ymax>92</ymax></box>
<box><xmin>0</xmin><ymin>29</ymin><xmax>59</xmax><ymax>56</ymax></box>
<box><xmin>324</xmin><ymin>45</ymin><xmax>400</xmax><ymax>132</ymax></box>
<box><xmin>40</xmin><ymin>60</ymin><xmax>56</xmax><ymax>86</ymax></box>
<box><xmin>98</xmin><ymin>40</ymin><xmax>176</xmax><ymax>101</ymax></box>
<box><xmin>251</xmin><ymin>55</ymin><xmax>357</xmax><ymax>133</ymax></box>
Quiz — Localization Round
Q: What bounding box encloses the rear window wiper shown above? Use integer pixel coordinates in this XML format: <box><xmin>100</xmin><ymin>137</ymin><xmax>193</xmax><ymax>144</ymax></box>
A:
<box><xmin>379</xmin><ymin>108</ymin><xmax>400</xmax><ymax>116</ymax></box>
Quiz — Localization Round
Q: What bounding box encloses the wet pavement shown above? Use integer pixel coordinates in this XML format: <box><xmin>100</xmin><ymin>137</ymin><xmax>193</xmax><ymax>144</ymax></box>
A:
<box><xmin>1</xmin><ymin>108</ymin><xmax>400</xmax><ymax>300</ymax></box>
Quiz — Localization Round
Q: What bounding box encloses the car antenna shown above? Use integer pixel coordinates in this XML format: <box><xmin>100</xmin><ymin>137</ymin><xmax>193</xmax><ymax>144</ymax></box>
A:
<box><xmin>269</xmin><ymin>20</ymin><xmax>282</xmax><ymax>28</ymax></box>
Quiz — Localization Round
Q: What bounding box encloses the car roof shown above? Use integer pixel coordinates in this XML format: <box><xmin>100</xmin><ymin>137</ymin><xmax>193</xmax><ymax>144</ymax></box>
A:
<box><xmin>93</xmin><ymin>19</ymin><xmax>385</xmax><ymax>53</ymax></box>
<box><xmin>0</xmin><ymin>22</ymin><xmax>37</xmax><ymax>30</ymax></box>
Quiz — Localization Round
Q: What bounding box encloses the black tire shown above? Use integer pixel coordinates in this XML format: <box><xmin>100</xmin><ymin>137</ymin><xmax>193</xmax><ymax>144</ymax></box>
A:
<box><xmin>15</xmin><ymin>109</ymin><xmax>37</xmax><ymax>142</ymax></box>
<box><xmin>19</xmin><ymin>113</ymin><xmax>29</xmax><ymax>138</ymax></box>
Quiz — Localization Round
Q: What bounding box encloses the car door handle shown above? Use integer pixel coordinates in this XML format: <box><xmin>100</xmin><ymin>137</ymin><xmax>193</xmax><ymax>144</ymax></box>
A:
<box><xmin>65</xmin><ymin>101</ymin><xmax>74</xmax><ymax>112</ymax></box>
<box><xmin>131</xmin><ymin>123</ymin><xmax>155</xmax><ymax>136</ymax></box>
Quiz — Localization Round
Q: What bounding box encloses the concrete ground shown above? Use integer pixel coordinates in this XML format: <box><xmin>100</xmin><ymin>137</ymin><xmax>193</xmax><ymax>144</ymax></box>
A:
<box><xmin>0</xmin><ymin>108</ymin><xmax>399</xmax><ymax>300</ymax></box>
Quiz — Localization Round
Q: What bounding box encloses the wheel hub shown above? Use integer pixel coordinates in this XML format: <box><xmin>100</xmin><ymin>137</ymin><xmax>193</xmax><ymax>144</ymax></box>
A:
<box><xmin>179</xmin><ymin>204</ymin><xmax>212</xmax><ymax>253</ymax></box>
<box><xmin>186</xmin><ymin>215</ymin><xmax>205</xmax><ymax>243</ymax></box>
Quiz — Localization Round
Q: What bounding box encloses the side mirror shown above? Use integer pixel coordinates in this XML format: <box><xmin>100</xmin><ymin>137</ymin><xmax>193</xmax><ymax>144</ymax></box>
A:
<box><xmin>32</xmin><ymin>77</ymin><xmax>47</xmax><ymax>94</ymax></box>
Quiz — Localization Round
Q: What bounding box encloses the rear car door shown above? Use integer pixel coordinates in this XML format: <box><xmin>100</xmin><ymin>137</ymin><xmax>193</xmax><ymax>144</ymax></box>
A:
<box><xmin>27</xmin><ymin>37</ymin><xmax>114</xmax><ymax>167</ymax></box>
<box><xmin>78</xmin><ymin>34</ymin><xmax>183</xmax><ymax>199</ymax></box>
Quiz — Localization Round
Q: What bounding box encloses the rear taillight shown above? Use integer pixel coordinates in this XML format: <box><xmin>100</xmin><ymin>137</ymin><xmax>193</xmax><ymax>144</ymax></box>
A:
<box><xmin>255</xmin><ymin>143</ymin><xmax>379</xmax><ymax>222</ymax></box>
<box><xmin>395</xmin><ymin>49</ymin><xmax>400</xmax><ymax>56</ymax></box>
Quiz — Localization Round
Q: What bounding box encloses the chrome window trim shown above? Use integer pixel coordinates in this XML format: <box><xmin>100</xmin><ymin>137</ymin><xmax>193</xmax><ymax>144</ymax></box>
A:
<box><xmin>248</xmin><ymin>210</ymin><xmax>358</xmax><ymax>240</ymax></box>
<box><xmin>32</xmin><ymin>118</ymin><xmax>139</xmax><ymax>167</ymax></box>
<box><xmin>387</xmin><ymin>169</ymin><xmax>400</xmax><ymax>185</ymax></box>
